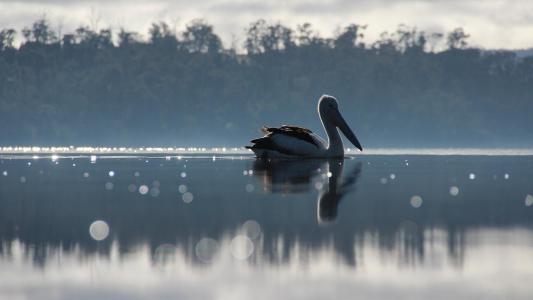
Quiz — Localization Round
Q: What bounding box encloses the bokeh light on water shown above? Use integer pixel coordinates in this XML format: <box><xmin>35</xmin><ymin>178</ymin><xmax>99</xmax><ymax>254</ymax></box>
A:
<box><xmin>525</xmin><ymin>195</ymin><xmax>533</xmax><ymax>207</ymax></box>
<box><xmin>139</xmin><ymin>185</ymin><xmax>149</xmax><ymax>195</ymax></box>
<box><xmin>154</xmin><ymin>244</ymin><xmax>177</xmax><ymax>264</ymax></box>
<box><xmin>245</xmin><ymin>183</ymin><xmax>255</xmax><ymax>192</ymax></box>
<box><xmin>195</xmin><ymin>238</ymin><xmax>219</xmax><ymax>263</ymax></box>
<box><xmin>449</xmin><ymin>186</ymin><xmax>460</xmax><ymax>196</ymax></box>
<box><xmin>410</xmin><ymin>195</ymin><xmax>423</xmax><ymax>208</ymax></box>
<box><xmin>182</xmin><ymin>192</ymin><xmax>194</xmax><ymax>203</ymax></box>
<box><xmin>231</xmin><ymin>235</ymin><xmax>254</xmax><ymax>260</ymax></box>
<box><xmin>242</xmin><ymin>220</ymin><xmax>262</xmax><ymax>240</ymax></box>
<box><xmin>105</xmin><ymin>182</ymin><xmax>114</xmax><ymax>190</ymax></box>
<box><xmin>89</xmin><ymin>220</ymin><xmax>110</xmax><ymax>241</ymax></box>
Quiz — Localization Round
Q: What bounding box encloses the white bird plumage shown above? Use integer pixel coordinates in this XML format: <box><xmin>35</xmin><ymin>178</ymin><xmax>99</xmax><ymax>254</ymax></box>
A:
<box><xmin>246</xmin><ymin>95</ymin><xmax>363</xmax><ymax>158</ymax></box>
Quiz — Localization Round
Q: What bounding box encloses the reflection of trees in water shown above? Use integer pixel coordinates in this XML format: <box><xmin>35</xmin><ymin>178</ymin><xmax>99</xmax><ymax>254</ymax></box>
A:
<box><xmin>0</xmin><ymin>157</ymin><xmax>531</xmax><ymax>268</ymax></box>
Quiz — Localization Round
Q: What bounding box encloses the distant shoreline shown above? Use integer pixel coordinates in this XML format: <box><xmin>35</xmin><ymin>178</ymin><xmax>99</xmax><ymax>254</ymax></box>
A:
<box><xmin>1</xmin><ymin>147</ymin><xmax>532</xmax><ymax>157</ymax></box>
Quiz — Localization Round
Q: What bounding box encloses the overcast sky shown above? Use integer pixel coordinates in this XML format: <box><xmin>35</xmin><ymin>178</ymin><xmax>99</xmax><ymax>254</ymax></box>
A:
<box><xmin>1</xmin><ymin>0</ymin><xmax>532</xmax><ymax>49</ymax></box>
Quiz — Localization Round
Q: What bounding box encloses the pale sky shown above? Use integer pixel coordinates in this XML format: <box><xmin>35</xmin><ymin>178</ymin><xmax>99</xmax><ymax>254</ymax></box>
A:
<box><xmin>1</xmin><ymin>0</ymin><xmax>532</xmax><ymax>49</ymax></box>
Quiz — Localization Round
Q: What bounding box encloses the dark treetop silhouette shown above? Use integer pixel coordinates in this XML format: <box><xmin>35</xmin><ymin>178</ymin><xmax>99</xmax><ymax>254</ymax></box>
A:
<box><xmin>1</xmin><ymin>19</ymin><xmax>533</xmax><ymax>147</ymax></box>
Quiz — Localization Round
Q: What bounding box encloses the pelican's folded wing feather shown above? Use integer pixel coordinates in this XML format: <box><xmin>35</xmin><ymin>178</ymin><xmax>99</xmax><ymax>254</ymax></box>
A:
<box><xmin>246</xmin><ymin>125</ymin><xmax>322</xmax><ymax>156</ymax></box>
<box><xmin>262</xmin><ymin>125</ymin><xmax>319</xmax><ymax>148</ymax></box>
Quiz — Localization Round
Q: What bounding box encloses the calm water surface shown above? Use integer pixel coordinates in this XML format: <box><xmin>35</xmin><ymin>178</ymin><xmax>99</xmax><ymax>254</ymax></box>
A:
<box><xmin>1</xmin><ymin>153</ymin><xmax>533</xmax><ymax>300</ymax></box>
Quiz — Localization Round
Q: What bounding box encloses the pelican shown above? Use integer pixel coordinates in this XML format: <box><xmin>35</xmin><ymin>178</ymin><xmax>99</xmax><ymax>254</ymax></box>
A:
<box><xmin>246</xmin><ymin>95</ymin><xmax>363</xmax><ymax>158</ymax></box>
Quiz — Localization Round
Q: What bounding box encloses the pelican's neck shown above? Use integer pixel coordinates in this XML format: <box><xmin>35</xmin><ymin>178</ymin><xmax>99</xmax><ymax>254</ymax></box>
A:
<box><xmin>320</xmin><ymin>111</ymin><xmax>343</xmax><ymax>157</ymax></box>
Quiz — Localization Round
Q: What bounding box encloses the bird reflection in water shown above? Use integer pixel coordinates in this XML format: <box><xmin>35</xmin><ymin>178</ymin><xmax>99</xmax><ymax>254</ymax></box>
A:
<box><xmin>251</xmin><ymin>159</ymin><xmax>362</xmax><ymax>224</ymax></box>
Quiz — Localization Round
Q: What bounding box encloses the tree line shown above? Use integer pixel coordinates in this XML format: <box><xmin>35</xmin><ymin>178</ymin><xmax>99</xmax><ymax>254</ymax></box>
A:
<box><xmin>1</xmin><ymin>18</ymin><xmax>532</xmax><ymax>147</ymax></box>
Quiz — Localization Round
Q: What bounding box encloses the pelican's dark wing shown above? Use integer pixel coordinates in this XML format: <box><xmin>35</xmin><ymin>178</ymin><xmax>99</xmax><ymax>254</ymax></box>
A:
<box><xmin>246</xmin><ymin>125</ymin><xmax>322</xmax><ymax>156</ymax></box>
<box><xmin>261</xmin><ymin>125</ymin><xmax>320</xmax><ymax>148</ymax></box>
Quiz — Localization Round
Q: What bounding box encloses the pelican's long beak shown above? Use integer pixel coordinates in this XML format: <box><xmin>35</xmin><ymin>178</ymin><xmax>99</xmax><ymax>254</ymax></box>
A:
<box><xmin>333</xmin><ymin>109</ymin><xmax>363</xmax><ymax>151</ymax></box>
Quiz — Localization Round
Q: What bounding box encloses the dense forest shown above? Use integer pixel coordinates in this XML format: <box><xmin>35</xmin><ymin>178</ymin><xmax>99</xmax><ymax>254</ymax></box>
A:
<box><xmin>1</xmin><ymin>18</ymin><xmax>532</xmax><ymax>147</ymax></box>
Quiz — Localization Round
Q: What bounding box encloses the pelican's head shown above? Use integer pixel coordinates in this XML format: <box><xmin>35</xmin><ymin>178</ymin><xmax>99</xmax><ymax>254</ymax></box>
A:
<box><xmin>318</xmin><ymin>95</ymin><xmax>363</xmax><ymax>151</ymax></box>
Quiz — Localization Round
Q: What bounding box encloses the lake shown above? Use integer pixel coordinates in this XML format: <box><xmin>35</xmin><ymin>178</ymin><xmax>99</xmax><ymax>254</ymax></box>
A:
<box><xmin>1</xmin><ymin>152</ymin><xmax>533</xmax><ymax>300</ymax></box>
